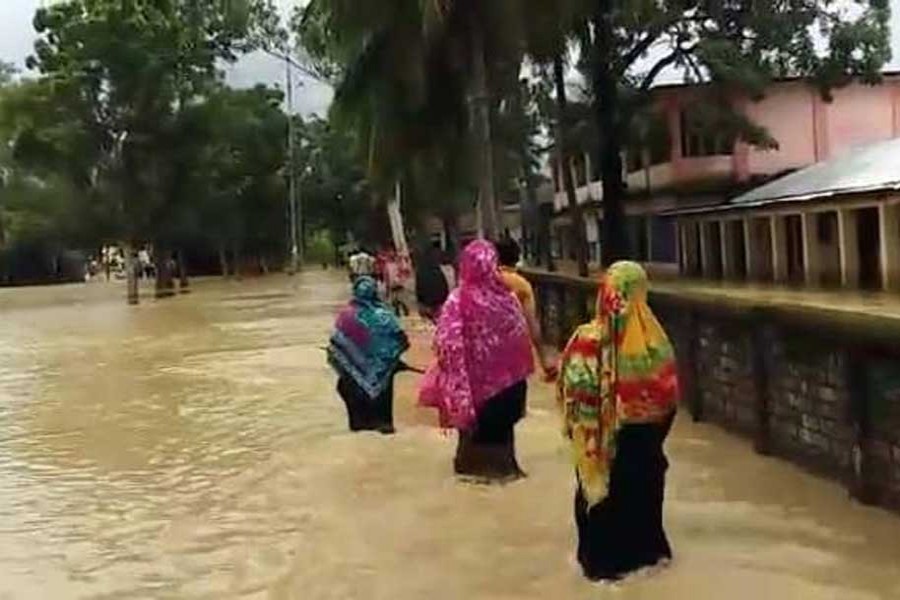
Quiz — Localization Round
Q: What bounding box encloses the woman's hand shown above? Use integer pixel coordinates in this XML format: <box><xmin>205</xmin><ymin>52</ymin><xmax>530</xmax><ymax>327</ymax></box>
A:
<box><xmin>539</xmin><ymin>352</ymin><xmax>559</xmax><ymax>382</ymax></box>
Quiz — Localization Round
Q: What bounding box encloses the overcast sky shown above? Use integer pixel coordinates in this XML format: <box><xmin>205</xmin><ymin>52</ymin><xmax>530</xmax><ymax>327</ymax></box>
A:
<box><xmin>3</xmin><ymin>0</ymin><xmax>900</xmax><ymax>117</ymax></box>
<box><xmin>0</xmin><ymin>0</ymin><xmax>334</xmax><ymax>116</ymax></box>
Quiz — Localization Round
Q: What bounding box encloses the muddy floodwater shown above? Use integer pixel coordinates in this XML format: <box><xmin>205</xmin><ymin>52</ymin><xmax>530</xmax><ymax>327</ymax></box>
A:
<box><xmin>1</xmin><ymin>272</ymin><xmax>900</xmax><ymax>599</ymax></box>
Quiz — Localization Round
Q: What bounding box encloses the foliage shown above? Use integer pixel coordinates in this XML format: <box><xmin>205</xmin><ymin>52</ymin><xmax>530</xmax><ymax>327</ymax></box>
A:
<box><xmin>522</xmin><ymin>0</ymin><xmax>891</xmax><ymax>264</ymax></box>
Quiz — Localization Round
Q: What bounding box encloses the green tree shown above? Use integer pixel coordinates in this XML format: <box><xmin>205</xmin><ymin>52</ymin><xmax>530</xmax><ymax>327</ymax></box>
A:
<box><xmin>573</xmin><ymin>0</ymin><xmax>890</xmax><ymax>264</ymax></box>
<box><xmin>24</xmin><ymin>0</ymin><xmax>276</xmax><ymax>301</ymax></box>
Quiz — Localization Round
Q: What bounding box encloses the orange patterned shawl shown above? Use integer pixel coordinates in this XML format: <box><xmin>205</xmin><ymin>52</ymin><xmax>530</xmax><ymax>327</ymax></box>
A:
<box><xmin>557</xmin><ymin>261</ymin><xmax>679</xmax><ymax>507</ymax></box>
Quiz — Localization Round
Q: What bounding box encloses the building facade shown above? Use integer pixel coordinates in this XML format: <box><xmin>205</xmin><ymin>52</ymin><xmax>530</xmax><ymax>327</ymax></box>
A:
<box><xmin>674</xmin><ymin>137</ymin><xmax>900</xmax><ymax>292</ymax></box>
<box><xmin>549</xmin><ymin>73</ymin><xmax>900</xmax><ymax>275</ymax></box>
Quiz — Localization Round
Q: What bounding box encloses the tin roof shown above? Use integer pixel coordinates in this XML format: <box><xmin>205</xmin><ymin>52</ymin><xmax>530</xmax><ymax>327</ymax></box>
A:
<box><xmin>672</xmin><ymin>137</ymin><xmax>900</xmax><ymax>216</ymax></box>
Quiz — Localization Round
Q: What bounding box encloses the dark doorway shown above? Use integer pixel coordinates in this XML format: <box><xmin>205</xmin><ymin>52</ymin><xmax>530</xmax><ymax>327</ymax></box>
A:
<box><xmin>683</xmin><ymin>222</ymin><xmax>702</xmax><ymax>277</ymax></box>
<box><xmin>817</xmin><ymin>212</ymin><xmax>841</xmax><ymax>287</ymax></box>
<box><xmin>785</xmin><ymin>215</ymin><xmax>804</xmax><ymax>284</ymax></box>
<box><xmin>727</xmin><ymin>221</ymin><xmax>747</xmax><ymax>279</ymax></box>
<box><xmin>751</xmin><ymin>218</ymin><xmax>774</xmax><ymax>282</ymax></box>
<box><xmin>857</xmin><ymin>207</ymin><xmax>882</xmax><ymax>290</ymax></box>
<box><xmin>705</xmin><ymin>222</ymin><xmax>723</xmax><ymax>279</ymax></box>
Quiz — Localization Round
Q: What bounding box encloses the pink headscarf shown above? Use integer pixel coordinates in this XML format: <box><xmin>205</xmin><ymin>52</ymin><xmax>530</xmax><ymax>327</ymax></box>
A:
<box><xmin>419</xmin><ymin>240</ymin><xmax>534</xmax><ymax>430</ymax></box>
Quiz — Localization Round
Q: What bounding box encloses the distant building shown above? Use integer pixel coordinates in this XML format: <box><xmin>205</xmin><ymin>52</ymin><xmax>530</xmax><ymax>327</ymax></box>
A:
<box><xmin>673</xmin><ymin>137</ymin><xmax>900</xmax><ymax>291</ymax></box>
<box><xmin>548</xmin><ymin>72</ymin><xmax>900</xmax><ymax>275</ymax></box>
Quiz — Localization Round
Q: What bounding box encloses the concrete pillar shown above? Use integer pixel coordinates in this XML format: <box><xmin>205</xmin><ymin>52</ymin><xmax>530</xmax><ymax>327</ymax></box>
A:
<box><xmin>744</xmin><ymin>218</ymin><xmax>756</xmax><ymax>280</ymax></box>
<box><xmin>699</xmin><ymin>221</ymin><xmax>710</xmax><ymax>277</ymax></box>
<box><xmin>721</xmin><ymin>221</ymin><xmax>734</xmax><ymax>278</ymax></box>
<box><xmin>802</xmin><ymin>212</ymin><xmax>822</xmax><ymax>286</ymax></box>
<box><xmin>674</xmin><ymin>220</ymin><xmax>682</xmax><ymax>272</ymax></box>
<box><xmin>879</xmin><ymin>202</ymin><xmax>900</xmax><ymax>290</ymax></box>
<box><xmin>771</xmin><ymin>216</ymin><xmax>789</xmax><ymax>283</ymax></box>
<box><xmin>838</xmin><ymin>208</ymin><xmax>860</xmax><ymax>288</ymax></box>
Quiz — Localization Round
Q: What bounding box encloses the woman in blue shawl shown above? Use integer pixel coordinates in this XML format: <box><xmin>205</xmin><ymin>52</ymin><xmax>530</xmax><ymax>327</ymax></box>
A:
<box><xmin>328</xmin><ymin>276</ymin><xmax>410</xmax><ymax>434</ymax></box>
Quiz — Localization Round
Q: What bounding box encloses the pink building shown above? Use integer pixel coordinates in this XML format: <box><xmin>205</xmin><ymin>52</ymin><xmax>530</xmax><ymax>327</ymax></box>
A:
<box><xmin>550</xmin><ymin>73</ymin><xmax>900</xmax><ymax>272</ymax></box>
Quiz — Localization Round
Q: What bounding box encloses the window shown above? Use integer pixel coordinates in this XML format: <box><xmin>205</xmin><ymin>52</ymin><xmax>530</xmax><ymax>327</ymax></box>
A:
<box><xmin>651</xmin><ymin>216</ymin><xmax>677</xmax><ymax>263</ymax></box>
<box><xmin>626</xmin><ymin>216</ymin><xmax>650</xmax><ymax>262</ymax></box>
<box><xmin>680</xmin><ymin>110</ymin><xmax>734</xmax><ymax>157</ymax></box>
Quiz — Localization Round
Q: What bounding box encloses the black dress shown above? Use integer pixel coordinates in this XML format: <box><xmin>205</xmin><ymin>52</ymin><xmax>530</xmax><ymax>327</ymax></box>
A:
<box><xmin>574</xmin><ymin>412</ymin><xmax>675</xmax><ymax>581</ymax></box>
<box><xmin>337</xmin><ymin>376</ymin><xmax>395</xmax><ymax>434</ymax></box>
<box><xmin>454</xmin><ymin>381</ymin><xmax>527</xmax><ymax>481</ymax></box>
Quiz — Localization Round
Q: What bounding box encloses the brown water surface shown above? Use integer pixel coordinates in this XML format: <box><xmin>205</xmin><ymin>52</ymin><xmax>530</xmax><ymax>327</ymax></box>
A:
<box><xmin>0</xmin><ymin>272</ymin><xmax>899</xmax><ymax>599</ymax></box>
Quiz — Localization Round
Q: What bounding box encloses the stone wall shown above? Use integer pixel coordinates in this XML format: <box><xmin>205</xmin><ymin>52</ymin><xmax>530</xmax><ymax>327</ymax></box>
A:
<box><xmin>527</xmin><ymin>270</ymin><xmax>900</xmax><ymax>513</ymax></box>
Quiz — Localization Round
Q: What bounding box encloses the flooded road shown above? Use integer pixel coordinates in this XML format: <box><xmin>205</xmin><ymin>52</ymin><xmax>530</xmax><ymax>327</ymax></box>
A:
<box><xmin>1</xmin><ymin>271</ymin><xmax>899</xmax><ymax>599</ymax></box>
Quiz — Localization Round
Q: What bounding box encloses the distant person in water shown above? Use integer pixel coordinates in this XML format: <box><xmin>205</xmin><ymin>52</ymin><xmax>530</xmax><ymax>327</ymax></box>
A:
<box><xmin>496</xmin><ymin>237</ymin><xmax>557</xmax><ymax>379</ymax></box>
<box><xmin>420</xmin><ymin>240</ymin><xmax>534</xmax><ymax>481</ymax></box>
<box><xmin>414</xmin><ymin>242</ymin><xmax>450</xmax><ymax>322</ymax></box>
<box><xmin>348</xmin><ymin>248</ymin><xmax>376</xmax><ymax>283</ymax></box>
<box><xmin>328</xmin><ymin>276</ymin><xmax>409</xmax><ymax>434</ymax></box>
<box><xmin>557</xmin><ymin>261</ymin><xmax>679</xmax><ymax>581</ymax></box>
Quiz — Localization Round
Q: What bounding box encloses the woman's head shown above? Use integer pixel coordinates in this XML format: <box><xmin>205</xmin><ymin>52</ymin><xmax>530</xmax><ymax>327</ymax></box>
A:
<box><xmin>459</xmin><ymin>240</ymin><xmax>501</xmax><ymax>287</ymax></box>
<box><xmin>352</xmin><ymin>276</ymin><xmax>379</xmax><ymax>303</ymax></box>
<box><xmin>598</xmin><ymin>261</ymin><xmax>649</xmax><ymax>319</ymax></box>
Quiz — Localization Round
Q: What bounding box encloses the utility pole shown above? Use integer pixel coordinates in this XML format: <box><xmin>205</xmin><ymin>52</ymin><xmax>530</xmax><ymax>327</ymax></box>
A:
<box><xmin>286</xmin><ymin>55</ymin><xmax>300</xmax><ymax>275</ymax></box>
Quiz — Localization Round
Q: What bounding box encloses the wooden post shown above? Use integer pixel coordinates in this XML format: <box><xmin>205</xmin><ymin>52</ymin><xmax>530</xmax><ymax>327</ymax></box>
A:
<box><xmin>879</xmin><ymin>202</ymin><xmax>900</xmax><ymax>291</ymax></box>
<box><xmin>771</xmin><ymin>216</ymin><xmax>789</xmax><ymax>283</ymax></box>
<box><xmin>838</xmin><ymin>208</ymin><xmax>860</xmax><ymax>288</ymax></box>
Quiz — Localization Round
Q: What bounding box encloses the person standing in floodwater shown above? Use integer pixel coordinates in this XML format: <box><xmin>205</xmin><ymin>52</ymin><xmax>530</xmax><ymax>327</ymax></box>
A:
<box><xmin>414</xmin><ymin>242</ymin><xmax>450</xmax><ymax>322</ymax></box>
<box><xmin>327</xmin><ymin>276</ymin><xmax>409</xmax><ymax>434</ymax></box>
<box><xmin>496</xmin><ymin>238</ymin><xmax>557</xmax><ymax>379</ymax></box>
<box><xmin>557</xmin><ymin>261</ymin><xmax>679</xmax><ymax>581</ymax></box>
<box><xmin>419</xmin><ymin>240</ymin><xmax>534</xmax><ymax>481</ymax></box>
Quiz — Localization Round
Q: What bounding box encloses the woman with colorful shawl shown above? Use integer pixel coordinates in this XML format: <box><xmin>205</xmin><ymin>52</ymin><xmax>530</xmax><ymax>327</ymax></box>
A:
<box><xmin>557</xmin><ymin>261</ymin><xmax>679</xmax><ymax>581</ymax></box>
<box><xmin>328</xmin><ymin>276</ymin><xmax>410</xmax><ymax>434</ymax></box>
<box><xmin>420</xmin><ymin>240</ymin><xmax>534</xmax><ymax>481</ymax></box>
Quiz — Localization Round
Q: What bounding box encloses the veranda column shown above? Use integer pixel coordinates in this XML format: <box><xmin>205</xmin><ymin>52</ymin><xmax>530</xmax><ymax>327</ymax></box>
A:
<box><xmin>720</xmin><ymin>220</ymin><xmax>734</xmax><ymax>279</ymax></box>
<box><xmin>771</xmin><ymin>215</ymin><xmax>789</xmax><ymax>283</ymax></box>
<box><xmin>699</xmin><ymin>221</ymin><xmax>709</xmax><ymax>277</ymax></box>
<box><xmin>801</xmin><ymin>212</ymin><xmax>822</xmax><ymax>286</ymax></box>
<box><xmin>744</xmin><ymin>218</ymin><xmax>756</xmax><ymax>280</ymax></box>
<box><xmin>838</xmin><ymin>208</ymin><xmax>860</xmax><ymax>288</ymax></box>
<box><xmin>879</xmin><ymin>201</ymin><xmax>900</xmax><ymax>290</ymax></box>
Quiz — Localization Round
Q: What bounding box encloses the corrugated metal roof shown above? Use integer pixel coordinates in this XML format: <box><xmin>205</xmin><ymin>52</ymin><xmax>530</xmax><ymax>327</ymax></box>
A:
<box><xmin>729</xmin><ymin>137</ymin><xmax>900</xmax><ymax>208</ymax></box>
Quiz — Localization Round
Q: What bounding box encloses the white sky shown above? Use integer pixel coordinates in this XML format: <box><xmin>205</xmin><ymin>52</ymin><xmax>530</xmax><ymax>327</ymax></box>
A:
<box><xmin>2</xmin><ymin>0</ymin><xmax>900</xmax><ymax>116</ymax></box>
<box><xmin>0</xmin><ymin>0</ymin><xmax>334</xmax><ymax>116</ymax></box>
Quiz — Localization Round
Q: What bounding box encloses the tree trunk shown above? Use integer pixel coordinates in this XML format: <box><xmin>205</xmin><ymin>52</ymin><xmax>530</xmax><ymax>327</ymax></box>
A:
<box><xmin>593</xmin><ymin>6</ymin><xmax>629</xmax><ymax>266</ymax></box>
<box><xmin>468</xmin><ymin>10</ymin><xmax>499</xmax><ymax>240</ymax></box>
<box><xmin>177</xmin><ymin>250</ymin><xmax>190</xmax><ymax>293</ymax></box>
<box><xmin>538</xmin><ymin>202</ymin><xmax>556</xmax><ymax>271</ymax></box>
<box><xmin>232</xmin><ymin>242</ymin><xmax>242</xmax><ymax>280</ymax></box>
<box><xmin>554</xmin><ymin>53</ymin><xmax>590</xmax><ymax>277</ymax></box>
<box><xmin>218</xmin><ymin>244</ymin><xmax>230</xmax><ymax>278</ymax></box>
<box><xmin>520</xmin><ymin>171</ymin><xmax>539</xmax><ymax>265</ymax></box>
<box><xmin>442</xmin><ymin>215</ymin><xmax>461</xmax><ymax>259</ymax></box>
<box><xmin>125</xmin><ymin>243</ymin><xmax>139</xmax><ymax>305</ymax></box>
<box><xmin>154</xmin><ymin>246</ymin><xmax>176</xmax><ymax>299</ymax></box>
<box><xmin>387</xmin><ymin>180</ymin><xmax>409</xmax><ymax>254</ymax></box>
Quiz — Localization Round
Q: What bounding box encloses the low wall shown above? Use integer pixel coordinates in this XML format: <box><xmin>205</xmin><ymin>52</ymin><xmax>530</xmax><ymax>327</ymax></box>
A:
<box><xmin>525</xmin><ymin>269</ymin><xmax>900</xmax><ymax>513</ymax></box>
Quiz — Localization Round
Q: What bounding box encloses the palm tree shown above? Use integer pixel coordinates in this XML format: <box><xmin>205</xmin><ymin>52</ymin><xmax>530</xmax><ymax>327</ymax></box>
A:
<box><xmin>520</xmin><ymin>1</ymin><xmax>592</xmax><ymax>275</ymax></box>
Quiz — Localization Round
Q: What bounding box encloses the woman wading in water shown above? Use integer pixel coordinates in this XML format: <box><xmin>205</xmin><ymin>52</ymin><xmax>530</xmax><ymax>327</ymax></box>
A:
<box><xmin>328</xmin><ymin>276</ymin><xmax>409</xmax><ymax>434</ymax></box>
<box><xmin>420</xmin><ymin>240</ymin><xmax>534</xmax><ymax>481</ymax></box>
<box><xmin>558</xmin><ymin>261</ymin><xmax>679</xmax><ymax>581</ymax></box>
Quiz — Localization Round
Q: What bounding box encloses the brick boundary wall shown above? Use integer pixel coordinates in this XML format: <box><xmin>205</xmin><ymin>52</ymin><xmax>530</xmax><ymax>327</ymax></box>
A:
<box><xmin>524</xmin><ymin>269</ymin><xmax>900</xmax><ymax>513</ymax></box>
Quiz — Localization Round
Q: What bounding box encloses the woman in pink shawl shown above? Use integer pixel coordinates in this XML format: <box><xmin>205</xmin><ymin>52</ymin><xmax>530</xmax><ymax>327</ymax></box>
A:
<box><xmin>419</xmin><ymin>240</ymin><xmax>534</xmax><ymax>481</ymax></box>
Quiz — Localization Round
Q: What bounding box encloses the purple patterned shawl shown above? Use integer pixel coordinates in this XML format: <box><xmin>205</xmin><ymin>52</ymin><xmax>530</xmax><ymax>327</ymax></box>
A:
<box><xmin>419</xmin><ymin>240</ymin><xmax>534</xmax><ymax>430</ymax></box>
